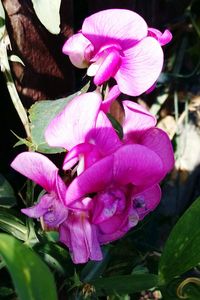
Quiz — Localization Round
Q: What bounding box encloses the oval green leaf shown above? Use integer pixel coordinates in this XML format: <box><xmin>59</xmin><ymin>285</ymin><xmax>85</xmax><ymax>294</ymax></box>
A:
<box><xmin>28</xmin><ymin>93</ymin><xmax>78</xmax><ymax>153</ymax></box>
<box><xmin>0</xmin><ymin>234</ymin><xmax>58</xmax><ymax>300</ymax></box>
<box><xmin>159</xmin><ymin>197</ymin><xmax>200</xmax><ymax>285</ymax></box>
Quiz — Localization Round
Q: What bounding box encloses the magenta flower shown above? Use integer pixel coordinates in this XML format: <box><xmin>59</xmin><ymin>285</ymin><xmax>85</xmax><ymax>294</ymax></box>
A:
<box><xmin>45</xmin><ymin>91</ymin><xmax>122</xmax><ymax>173</ymax></box>
<box><xmin>11</xmin><ymin>152</ymin><xmax>103</xmax><ymax>263</ymax></box>
<box><xmin>11</xmin><ymin>152</ymin><xmax>68</xmax><ymax>228</ymax></box>
<box><xmin>64</xmin><ymin>140</ymin><xmax>171</xmax><ymax>243</ymax></box>
<box><xmin>62</xmin><ymin>9</ymin><xmax>172</xmax><ymax>96</ymax></box>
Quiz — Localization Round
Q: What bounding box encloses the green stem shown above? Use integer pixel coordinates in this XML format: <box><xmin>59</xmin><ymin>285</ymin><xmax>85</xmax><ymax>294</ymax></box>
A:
<box><xmin>1</xmin><ymin>34</ymin><xmax>31</xmax><ymax>139</ymax></box>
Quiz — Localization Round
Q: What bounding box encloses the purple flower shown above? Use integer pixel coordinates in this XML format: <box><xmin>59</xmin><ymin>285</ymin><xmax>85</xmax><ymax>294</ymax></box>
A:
<box><xmin>11</xmin><ymin>152</ymin><xmax>103</xmax><ymax>263</ymax></box>
<box><xmin>62</xmin><ymin>9</ymin><xmax>172</xmax><ymax>96</ymax></box>
<box><xmin>11</xmin><ymin>152</ymin><xmax>68</xmax><ymax>228</ymax></box>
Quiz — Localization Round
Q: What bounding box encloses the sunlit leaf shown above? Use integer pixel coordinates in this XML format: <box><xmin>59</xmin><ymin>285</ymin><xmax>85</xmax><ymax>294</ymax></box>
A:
<box><xmin>31</xmin><ymin>0</ymin><xmax>61</xmax><ymax>34</ymax></box>
<box><xmin>159</xmin><ymin>197</ymin><xmax>200</xmax><ymax>285</ymax></box>
<box><xmin>0</xmin><ymin>234</ymin><xmax>58</xmax><ymax>300</ymax></box>
<box><xmin>0</xmin><ymin>1</ymin><xmax>5</xmax><ymax>40</ymax></box>
<box><xmin>28</xmin><ymin>93</ymin><xmax>78</xmax><ymax>153</ymax></box>
<box><xmin>0</xmin><ymin>174</ymin><xmax>16</xmax><ymax>207</ymax></box>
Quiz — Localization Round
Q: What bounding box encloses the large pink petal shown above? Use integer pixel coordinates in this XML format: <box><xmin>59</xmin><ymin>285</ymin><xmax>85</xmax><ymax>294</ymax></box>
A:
<box><xmin>122</xmin><ymin>100</ymin><xmax>156</xmax><ymax>141</ymax></box>
<box><xmin>82</xmin><ymin>9</ymin><xmax>147</xmax><ymax>50</ymax></box>
<box><xmin>115</xmin><ymin>37</ymin><xmax>163</xmax><ymax>96</ymax></box>
<box><xmin>132</xmin><ymin>184</ymin><xmax>161</xmax><ymax>220</ymax></box>
<box><xmin>65</xmin><ymin>155</ymin><xmax>114</xmax><ymax>205</ymax></box>
<box><xmin>62</xmin><ymin>33</ymin><xmax>92</xmax><ymax>68</ymax></box>
<box><xmin>86</xmin><ymin>111</ymin><xmax>122</xmax><ymax>155</ymax></box>
<box><xmin>45</xmin><ymin>92</ymin><xmax>102</xmax><ymax>150</ymax></box>
<box><xmin>11</xmin><ymin>152</ymin><xmax>58</xmax><ymax>192</ymax></box>
<box><xmin>113</xmin><ymin>144</ymin><xmax>164</xmax><ymax>187</ymax></box>
<box><xmin>139</xmin><ymin>128</ymin><xmax>174</xmax><ymax>176</ymax></box>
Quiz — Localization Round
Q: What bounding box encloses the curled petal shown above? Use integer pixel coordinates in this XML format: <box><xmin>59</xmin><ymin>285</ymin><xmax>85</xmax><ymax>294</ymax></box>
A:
<box><xmin>115</xmin><ymin>37</ymin><xmax>163</xmax><ymax>96</ymax></box>
<box><xmin>93</xmin><ymin>49</ymin><xmax>121</xmax><ymax>86</ymax></box>
<box><xmin>139</xmin><ymin>128</ymin><xmax>174</xmax><ymax>176</ymax></box>
<box><xmin>113</xmin><ymin>144</ymin><xmax>164</xmax><ymax>187</ymax></box>
<box><xmin>63</xmin><ymin>143</ymin><xmax>94</xmax><ymax>170</ymax></box>
<box><xmin>101</xmin><ymin>85</ymin><xmax>121</xmax><ymax>113</ymax></box>
<box><xmin>82</xmin><ymin>9</ymin><xmax>148</xmax><ymax>50</ymax></box>
<box><xmin>45</xmin><ymin>92</ymin><xmax>102</xmax><ymax>150</ymax></box>
<box><xmin>11</xmin><ymin>152</ymin><xmax>58</xmax><ymax>192</ymax></box>
<box><xmin>62</xmin><ymin>33</ymin><xmax>92</xmax><ymax>68</ymax></box>
<box><xmin>122</xmin><ymin>100</ymin><xmax>156</xmax><ymax>141</ymax></box>
<box><xmin>148</xmin><ymin>28</ymin><xmax>172</xmax><ymax>46</ymax></box>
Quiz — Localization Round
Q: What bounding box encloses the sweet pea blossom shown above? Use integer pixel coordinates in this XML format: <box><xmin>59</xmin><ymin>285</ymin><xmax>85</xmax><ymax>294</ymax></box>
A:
<box><xmin>62</xmin><ymin>9</ymin><xmax>172</xmax><ymax>96</ymax></box>
<box><xmin>11</xmin><ymin>152</ymin><xmax>68</xmax><ymax>228</ymax></box>
<box><xmin>11</xmin><ymin>152</ymin><xmax>103</xmax><ymax>263</ymax></box>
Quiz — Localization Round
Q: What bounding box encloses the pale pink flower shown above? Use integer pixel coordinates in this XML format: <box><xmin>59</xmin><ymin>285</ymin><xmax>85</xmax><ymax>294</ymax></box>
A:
<box><xmin>62</xmin><ymin>9</ymin><xmax>172</xmax><ymax>96</ymax></box>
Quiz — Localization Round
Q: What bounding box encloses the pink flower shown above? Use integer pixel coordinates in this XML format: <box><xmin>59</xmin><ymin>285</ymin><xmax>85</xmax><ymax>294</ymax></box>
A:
<box><xmin>45</xmin><ymin>91</ymin><xmax>122</xmax><ymax>174</ymax></box>
<box><xmin>62</xmin><ymin>9</ymin><xmax>172</xmax><ymax>96</ymax></box>
<box><xmin>11</xmin><ymin>152</ymin><xmax>103</xmax><ymax>264</ymax></box>
<box><xmin>11</xmin><ymin>152</ymin><xmax>68</xmax><ymax>228</ymax></box>
<box><xmin>64</xmin><ymin>140</ymin><xmax>171</xmax><ymax>243</ymax></box>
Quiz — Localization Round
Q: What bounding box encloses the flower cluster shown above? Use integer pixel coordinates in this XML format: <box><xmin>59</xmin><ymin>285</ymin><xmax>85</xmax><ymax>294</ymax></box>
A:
<box><xmin>11</xmin><ymin>9</ymin><xmax>174</xmax><ymax>264</ymax></box>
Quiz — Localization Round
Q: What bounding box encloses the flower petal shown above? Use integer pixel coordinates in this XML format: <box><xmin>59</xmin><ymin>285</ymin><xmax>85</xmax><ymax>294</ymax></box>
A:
<box><xmin>93</xmin><ymin>48</ymin><xmax>121</xmax><ymax>86</ymax></box>
<box><xmin>113</xmin><ymin>144</ymin><xmax>164</xmax><ymax>187</ymax></box>
<box><xmin>62</xmin><ymin>33</ymin><xmax>92</xmax><ymax>68</ymax></box>
<box><xmin>60</xmin><ymin>214</ymin><xmax>102</xmax><ymax>263</ymax></box>
<box><xmin>101</xmin><ymin>85</ymin><xmax>121</xmax><ymax>113</ymax></box>
<box><xmin>63</xmin><ymin>143</ymin><xmax>94</xmax><ymax>170</ymax></box>
<box><xmin>82</xmin><ymin>9</ymin><xmax>148</xmax><ymax>50</ymax></box>
<box><xmin>148</xmin><ymin>28</ymin><xmax>172</xmax><ymax>46</ymax></box>
<box><xmin>45</xmin><ymin>92</ymin><xmax>102</xmax><ymax>150</ymax></box>
<box><xmin>139</xmin><ymin>128</ymin><xmax>174</xmax><ymax>176</ymax></box>
<box><xmin>11</xmin><ymin>152</ymin><xmax>58</xmax><ymax>192</ymax></box>
<box><xmin>21</xmin><ymin>193</ymin><xmax>53</xmax><ymax>218</ymax></box>
<box><xmin>86</xmin><ymin>111</ymin><xmax>122</xmax><ymax>155</ymax></box>
<box><xmin>65</xmin><ymin>155</ymin><xmax>114</xmax><ymax>205</ymax></box>
<box><xmin>115</xmin><ymin>37</ymin><xmax>163</xmax><ymax>96</ymax></box>
<box><xmin>122</xmin><ymin>100</ymin><xmax>156</xmax><ymax>141</ymax></box>
<box><xmin>132</xmin><ymin>184</ymin><xmax>161</xmax><ymax>219</ymax></box>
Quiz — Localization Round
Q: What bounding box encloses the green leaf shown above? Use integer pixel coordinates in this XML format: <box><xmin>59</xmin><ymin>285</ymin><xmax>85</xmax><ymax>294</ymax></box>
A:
<box><xmin>0</xmin><ymin>234</ymin><xmax>58</xmax><ymax>300</ymax></box>
<box><xmin>29</xmin><ymin>93</ymin><xmax>78</xmax><ymax>153</ymax></box>
<box><xmin>0</xmin><ymin>208</ymin><xmax>27</xmax><ymax>240</ymax></box>
<box><xmin>159</xmin><ymin>197</ymin><xmax>200</xmax><ymax>285</ymax></box>
<box><xmin>0</xmin><ymin>1</ymin><xmax>5</xmax><ymax>40</ymax></box>
<box><xmin>90</xmin><ymin>274</ymin><xmax>158</xmax><ymax>296</ymax></box>
<box><xmin>107</xmin><ymin>113</ymin><xmax>123</xmax><ymax>139</ymax></box>
<box><xmin>31</xmin><ymin>0</ymin><xmax>61</xmax><ymax>34</ymax></box>
<box><xmin>0</xmin><ymin>174</ymin><xmax>16</xmax><ymax>207</ymax></box>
